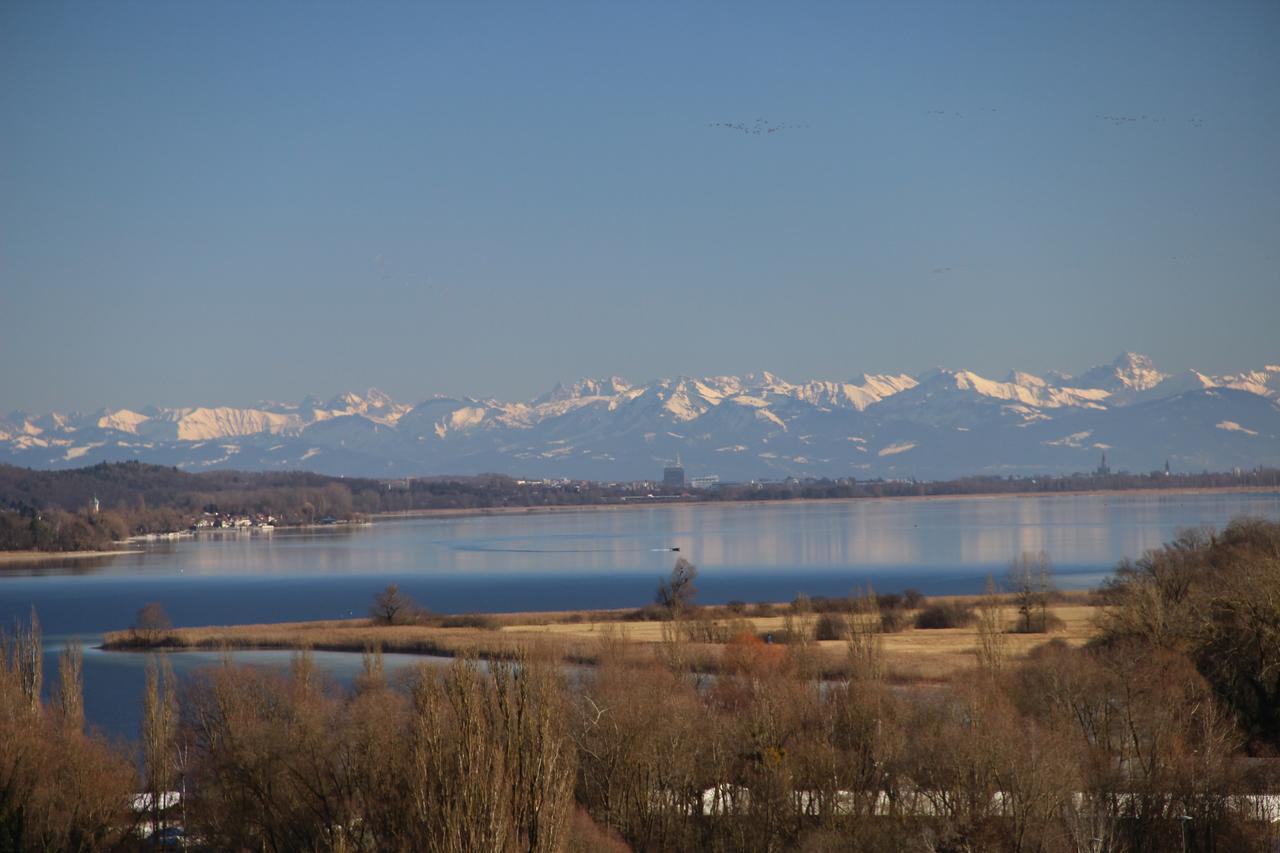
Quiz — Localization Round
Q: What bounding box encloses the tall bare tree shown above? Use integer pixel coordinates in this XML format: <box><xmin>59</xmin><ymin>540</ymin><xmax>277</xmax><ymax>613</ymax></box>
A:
<box><xmin>56</xmin><ymin>638</ymin><xmax>84</xmax><ymax>731</ymax></box>
<box><xmin>141</xmin><ymin>657</ymin><xmax>178</xmax><ymax>839</ymax></box>
<box><xmin>847</xmin><ymin>584</ymin><xmax>884</xmax><ymax>682</ymax></box>
<box><xmin>975</xmin><ymin>575</ymin><xmax>1008</xmax><ymax>674</ymax></box>
<box><xmin>13</xmin><ymin>606</ymin><xmax>43</xmax><ymax>712</ymax></box>
<box><xmin>1008</xmin><ymin>550</ymin><xmax>1054</xmax><ymax>633</ymax></box>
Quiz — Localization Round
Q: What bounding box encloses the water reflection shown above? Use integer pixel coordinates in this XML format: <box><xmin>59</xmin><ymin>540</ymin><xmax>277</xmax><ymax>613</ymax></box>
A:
<box><xmin>1</xmin><ymin>493</ymin><xmax>1277</xmax><ymax>640</ymax></box>
<box><xmin>1</xmin><ymin>493</ymin><xmax>1276</xmax><ymax>585</ymax></box>
<box><xmin>2</xmin><ymin>492</ymin><xmax>1275</xmax><ymax>740</ymax></box>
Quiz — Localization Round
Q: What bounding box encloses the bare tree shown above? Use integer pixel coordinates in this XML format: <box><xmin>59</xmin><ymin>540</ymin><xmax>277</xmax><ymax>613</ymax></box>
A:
<box><xmin>133</xmin><ymin>601</ymin><xmax>173</xmax><ymax>644</ymax></box>
<box><xmin>975</xmin><ymin>575</ymin><xmax>1008</xmax><ymax>674</ymax></box>
<box><xmin>357</xmin><ymin>642</ymin><xmax>386</xmax><ymax>693</ymax></box>
<box><xmin>410</xmin><ymin>658</ymin><xmax>513</xmax><ymax>852</ymax></box>
<box><xmin>141</xmin><ymin>657</ymin><xmax>178</xmax><ymax>840</ymax></box>
<box><xmin>57</xmin><ymin>638</ymin><xmax>84</xmax><ymax>731</ymax></box>
<box><xmin>1008</xmin><ymin>551</ymin><xmax>1054</xmax><ymax>633</ymax></box>
<box><xmin>847</xmin><ymin>584</ymin><xmax>884</xmax><ymax>681</ymax></box>
<box><xmin>655</xmin><ymin>558</ymin><xmax>698</xmax><ymax>614</ymax></box>
<box><xmin>492</xmin><ymin>653</ymin><xmax>577</xmax><ymax>852</ymax></box>
<box><xmin>370</xmin><ymin>582</ymin><xmax>418</xmax><ymax>625</ymax></box>
<box><xmin>16</xmin><ymin>606</ymin><xmax>42</xmax><ymax>712</ymax></box>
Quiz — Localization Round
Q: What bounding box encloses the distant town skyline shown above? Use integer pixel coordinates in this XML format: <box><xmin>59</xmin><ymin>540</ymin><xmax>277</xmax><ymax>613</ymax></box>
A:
<box><xmin>3</xmin><ymin>1</ymin><xmax>1278</xmax><ymax>412</ymax></box>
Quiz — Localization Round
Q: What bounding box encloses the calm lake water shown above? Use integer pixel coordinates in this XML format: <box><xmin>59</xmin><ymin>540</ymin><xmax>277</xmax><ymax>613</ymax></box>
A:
<box><xmin>2</xmin><ymin>491</ymin><xmax>1277</xmax><ymax>740</ymax></box>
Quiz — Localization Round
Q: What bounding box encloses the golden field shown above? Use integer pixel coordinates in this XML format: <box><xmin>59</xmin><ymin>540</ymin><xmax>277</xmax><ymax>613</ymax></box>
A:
<box><xmin>103</xmin><ymin>594</ymin><xmax>1101</xmax><ymax>683</ymax></box>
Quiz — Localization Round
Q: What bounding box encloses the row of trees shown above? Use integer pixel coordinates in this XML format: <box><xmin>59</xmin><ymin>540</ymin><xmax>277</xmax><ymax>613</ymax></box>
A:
<box><xmin>0</xmin><ymin>507</ymin><xmax>137</xmax><ymax>552</ymax></box>
<box><xmin>716</xmin><ymin>468</ymin><xmax>1280</xmax><ymax>502</ymax></box>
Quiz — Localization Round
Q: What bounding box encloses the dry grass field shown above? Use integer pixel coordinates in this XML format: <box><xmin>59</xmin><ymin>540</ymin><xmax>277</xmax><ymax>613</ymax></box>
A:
<box><xmin>103</xmin><ymin>595</ymin><xmax>1102</xmax><ymax>684</ymax></box>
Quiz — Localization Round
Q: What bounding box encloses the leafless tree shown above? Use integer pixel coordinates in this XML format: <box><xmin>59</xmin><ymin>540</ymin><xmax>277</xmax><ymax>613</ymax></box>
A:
<box><xmin>847</xmin><ymin>584</ymin><xmax>884</xmax><ymax>681</ymax></box>
<box><xmin>4</xmin><ymin>606</ymin><xmax>44</xmax><ymax>711</ymax></box>
<box><xmin>370</xmin><ymin>582</ymin><xmax>418</xmax><ymax>625</ymax></box>
<box><xmin>655</xmin><ymin>557</ymin><xmax>698</xmax><ymax>613</ymax></box>
<box><xmin>1008</xmin><ymin>550</ymin><xmax>1055</xmax><ymax>633</ymax></box>
<box><xmin>975</xmin><ymin>575</ymin><xmax>1008</xmax><ymax>674</ymax></box>
<box><xmin>142</xmin><ymin>657</ymin><xmax>178</xmax><ymax>840</ymax></box>
<box><xmin>133</xmin><ymin>601</ymin><xmax>173</xmax><ymax>643</ymax></box>
<box><xmin>56</xmin><ymin>638</ymin><xmax>84</xmax><ymax>731</ymax></box>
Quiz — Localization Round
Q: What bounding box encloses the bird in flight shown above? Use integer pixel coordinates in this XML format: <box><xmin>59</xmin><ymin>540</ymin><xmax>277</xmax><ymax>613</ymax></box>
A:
<box><xmin>709</xmin><ymin>118</ymin><xmax>809</xmax><ymax>136</ymax></box>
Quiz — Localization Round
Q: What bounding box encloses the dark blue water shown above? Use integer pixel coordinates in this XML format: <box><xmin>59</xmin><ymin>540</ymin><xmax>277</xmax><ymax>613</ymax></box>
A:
<box><xmin>2</xmin><ymin>492</ymin><xmax>1277</xmax><ymax>740</ymax></box>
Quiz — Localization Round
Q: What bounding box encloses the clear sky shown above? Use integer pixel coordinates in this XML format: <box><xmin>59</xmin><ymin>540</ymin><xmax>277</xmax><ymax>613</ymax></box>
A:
<box><xmin>2</xmin><ymin>1</ymin><xmax>1278</xmax><ymax>412</ymax></box>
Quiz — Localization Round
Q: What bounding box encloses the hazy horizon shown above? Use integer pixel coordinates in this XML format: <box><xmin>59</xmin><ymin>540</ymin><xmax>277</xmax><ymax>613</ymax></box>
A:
<box><xmin>4</xmin><ymin>2</ymin><xmax>1278</xmax><ymax>412</ymax></box>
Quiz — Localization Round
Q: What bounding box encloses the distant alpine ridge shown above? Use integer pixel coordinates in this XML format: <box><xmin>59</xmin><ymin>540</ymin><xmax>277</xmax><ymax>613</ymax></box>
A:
<box><xmin>4</xmin><ymin>354</ymin><xmax>1278</xmax><ymax>481</ymax></box>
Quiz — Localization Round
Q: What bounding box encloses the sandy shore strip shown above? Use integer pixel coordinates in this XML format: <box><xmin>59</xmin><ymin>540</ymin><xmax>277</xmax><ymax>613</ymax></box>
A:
<box><xmin>0</xmin><ymin>548</ymin><xmax>137</xmax><ymax>565</ymax></box>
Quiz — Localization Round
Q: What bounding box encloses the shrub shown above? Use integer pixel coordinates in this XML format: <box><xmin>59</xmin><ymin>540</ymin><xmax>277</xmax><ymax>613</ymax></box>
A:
<box><xmin>809</xmin><ymin>595</ymin><xmax>853</xmax><ymax>614</ymax></box>
<box><xmin>879</xmin><ymin>609</ymin><xmax>908</xmax><ymax>633</ymax></box>
<box><xmin>876</xmin><ymin>593</ymin><xmax>903</xmax><ymax>611</ymax></box>
<box><xmin>915</xmin><ymin>602</ymin><xmax>976</xmax><ymax>629</ymax></box>
<box><xmin>682</xmin><ymin>617</ymin><xmax>729</xmax><ymax>644</ymax></box>
<box><xmin>902</xmin><ymin>588</ymin><xmax>926</xmax><ymax>609</ymax></box>
<box><xmin>814</xmin><ymin>613</ymin><xmax>850</xmax><ymax>641</ymax></box>
<box><xmin>1008</xmin><ymin>610</ymin><xmax>1065</xmax><ymax>634</ymax></box>
<box><xmin>626</xmin><ymin>604</ymin><xmax>671</xmax><ymax>622</ymax></box>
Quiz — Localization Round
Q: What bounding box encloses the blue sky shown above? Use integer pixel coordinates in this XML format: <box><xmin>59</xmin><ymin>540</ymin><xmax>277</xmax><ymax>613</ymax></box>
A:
<box><xmin>2</xmin><ymin>1</ymin><xmax>1278</xmax><ymax>411</ymax></box>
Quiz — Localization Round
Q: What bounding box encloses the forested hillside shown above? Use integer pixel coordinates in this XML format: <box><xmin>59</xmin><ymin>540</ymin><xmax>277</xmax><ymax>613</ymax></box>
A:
<box><xmin>0</xmin><ymin>463</ymin><xmax>639</xmax><ymax>551</ymax></box>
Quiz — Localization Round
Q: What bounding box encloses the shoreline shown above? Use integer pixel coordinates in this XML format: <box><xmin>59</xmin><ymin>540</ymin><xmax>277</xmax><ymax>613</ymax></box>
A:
<box><xmin>0</xmin><ymin>548</ymin><xmax>136</xmax><ymax>565</ymax></box>
<box><xmin>373</xmin><ymin>484</ymin><xmax>1280</xmax><ymax>522</ymax></box>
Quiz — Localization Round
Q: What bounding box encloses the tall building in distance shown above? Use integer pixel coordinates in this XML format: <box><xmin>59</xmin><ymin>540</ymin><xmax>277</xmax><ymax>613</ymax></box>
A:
<box><xmin>663</xmin><ymin>455</ymin><xmax>685</xmax><ymax>488</ymax></box>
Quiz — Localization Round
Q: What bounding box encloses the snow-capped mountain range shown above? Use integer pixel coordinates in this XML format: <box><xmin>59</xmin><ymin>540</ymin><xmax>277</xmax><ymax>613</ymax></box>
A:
<box><xmin>4</xmin><ymin>354</ymin><xmax>1279</xmax><ymax>481</ymax></box>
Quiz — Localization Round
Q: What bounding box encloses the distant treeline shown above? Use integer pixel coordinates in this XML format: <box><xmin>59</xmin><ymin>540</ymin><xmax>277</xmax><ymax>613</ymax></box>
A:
<box><xmin>716</xmin><ymin>467</ymin><xmax>1280</xmax><ymax>502</ymax></box>
<box><xmin>1</xmin><ymin>461</ymin><xmax>1278</xmax><ymax>552</ymax></box>
<box><xmin>0</xmin><ymin>463</ymin><xmax>652</xmax><ymax>552</ymax></box>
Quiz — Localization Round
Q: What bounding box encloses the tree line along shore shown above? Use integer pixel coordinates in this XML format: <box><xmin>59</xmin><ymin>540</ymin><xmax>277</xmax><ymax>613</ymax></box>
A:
<box><xmin>2</xmin><ymin>460</ymin><xmax>1277</xmax><ymax>554</ymax></box>
<box><xmin>4</xmin><ymin>517</ymin><xmax>1280</xmax><ymax>851</ymax></box>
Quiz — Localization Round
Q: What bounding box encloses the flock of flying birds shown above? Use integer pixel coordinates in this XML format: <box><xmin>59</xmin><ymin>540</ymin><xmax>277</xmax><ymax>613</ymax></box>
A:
<box><xmin>925</xmin><ymin>107</ymin><xmax>1000</xmax><ymax>119</ymax></box>
<box><xmin>924</xmin><ymin>107</ymin><xmax>1207</xmax><ymax>128</ymax></box>
<box><xmin>711</xmin><ymin>108</ymin><xmax>1207</xmax><ymax>137</ymax></box>
<box><xmin>708</xmin><ymin>118</ymin><xmax>810</xmax><ymax>135</ymax></box>
<box><xmin>1094</xmin><ymin>113</ymin><xmax>1206</xmax><ymax>128</ymax></box>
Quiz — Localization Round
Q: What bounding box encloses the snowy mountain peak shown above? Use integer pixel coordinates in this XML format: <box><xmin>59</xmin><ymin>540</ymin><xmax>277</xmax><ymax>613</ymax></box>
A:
<box><xmin>534</xmin><ymin>377</ymin><xmax>633</xmax><ymax>405</ymax></box>
<box><xmin>1007</xmin><ymin>371</ymin><xmax>1048</xmax><ymax>388</ymax></box>
<box><xmin>96</xmin><ymin>409</ymin><xmax>149</xmax><ymax>434</ymax></box>
<box><xmin>1077</xmin><ymin>352</ymin><xmax>1168</xmax><ymax>394</ymax></box>
<box><xmin>4</xmin><ymin>356</ymin><xmax>1277</xmax><ymax>480</ymax></box>
<box><xmin>364</xmin><ymin>387</ymin><xmax>395</xmax><ymax>407</ymax></box>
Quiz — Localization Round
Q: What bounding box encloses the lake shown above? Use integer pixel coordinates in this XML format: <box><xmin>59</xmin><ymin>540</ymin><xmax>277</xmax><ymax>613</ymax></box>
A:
<box><xmin>2</xmin><ymin>490</ymin><xmax>1277</xmax><ymax>740</ymax></box>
